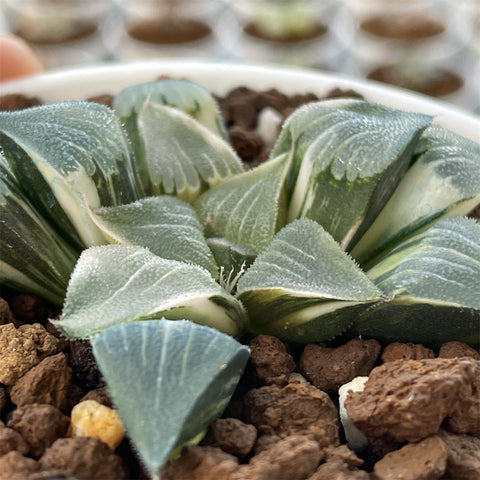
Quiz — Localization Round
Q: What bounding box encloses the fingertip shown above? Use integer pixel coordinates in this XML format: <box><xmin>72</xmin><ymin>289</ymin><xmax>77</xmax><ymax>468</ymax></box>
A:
<box><xmin>0</xmin><ymin>35</ymin><xmax>43</xmax><ymax>82</ymax></box>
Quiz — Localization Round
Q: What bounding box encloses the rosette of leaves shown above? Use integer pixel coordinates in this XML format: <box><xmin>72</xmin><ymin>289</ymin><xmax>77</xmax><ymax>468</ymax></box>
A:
<box><xmin>1</xmin><ymin>79</ymin><xmax>479</xmax><ymax>476</ymax></box>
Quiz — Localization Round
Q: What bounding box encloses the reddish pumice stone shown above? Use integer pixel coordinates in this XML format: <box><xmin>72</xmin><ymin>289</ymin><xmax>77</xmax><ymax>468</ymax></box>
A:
<box><xmin>299</xmin><ymin>338</ymin><xmax>381</xmax><ymax>392</ymax></box>
<box><xmin>0</xmin><ymin>425</ymin><xmax>30</xmax><ymax>457</ymax></box>
<box><xmin>373</xmin><ymin>436</ymin><xmax>448</xmax><ymax>480</ymax></box>
<box><xmin>162</xmin><ymin>445</ymin><xmax>239</xmax><ymax>480</ymax></box>
<box><xmin>244</xmin><ymin>378</ymin><xmax>340</xmax><ymax>451</ymax></box>
<box><xmin>248</xmin><ymin>334</ymin><xmax>296</xmax><ymax>386</ymax></box>
<box><xmin>8</xmin><ymin>403</ymin><xmax>70</xmax><ymax>458</ymax></box>
<box><xmin>438</xmin><ymin>341</ymin><xmax>480</xmax><ymax>359</ymax></box>
<box><xmin>381</xmin><ymin>342</ymin><xmax>435</xmax><ymax>363</ymax></box>
<box><xmin>438</xmin><ymin>430</ymin><xmax>480</xmax><ymax>480</ymax></box>
<box><xmin>9</xmin><ymin>353</ymin><xmax>72</xmax><ymax>411</ymax></box>
<box><xmin>344</xmin><ymin>357</ymin><xmax>480</xmax><ymax>443</ymax></box>
<box><xmin>0</xmin><ymin>451</ymin><xmax>39</xmax><ymax>480</ymax></box>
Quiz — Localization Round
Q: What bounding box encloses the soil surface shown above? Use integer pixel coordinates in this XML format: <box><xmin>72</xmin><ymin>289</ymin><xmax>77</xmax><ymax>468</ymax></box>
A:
<box><xmin>128</xmin><ymin>19</ymin><xmax>212</xmax><ymax>45</ymax></box>
<box><xmin>360</xmin><ymin>14</ymin><xmax>445</xmax><ymax>40</ymax></box>
<box><xmin>367</xmin><ymin>65</ymin><xmax>464</xmax><ymax>97</ymax></box>
<box><xmin>0</xmin><ymin>85</ymin><xmax>479</xmax><ymax>480</ymax></box>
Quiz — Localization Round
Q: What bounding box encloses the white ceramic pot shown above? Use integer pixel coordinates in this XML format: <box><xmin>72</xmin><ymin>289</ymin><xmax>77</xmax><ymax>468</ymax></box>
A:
<box><xmin>2</xmin><ymin>60</ymin><xmax>480</xmax><ymax>142</ymax></box>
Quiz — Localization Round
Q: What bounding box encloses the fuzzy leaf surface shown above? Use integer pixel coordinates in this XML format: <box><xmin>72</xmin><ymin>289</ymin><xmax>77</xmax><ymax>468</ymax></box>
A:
<box><xmin>91</xmin><ymin>319</ymin><xmax>250</xmax><ymax>477</ymax></box>
<box><xmin>0</xmin><ymin>102</ymin><xmax>139</xmax><ymax>248</ymax></box>
<box><xmin>237</xmin><ymin>218</ymin><xmax>383</xmax><ymax>342</ymax></box>
<box><xmin>90</xmin><ymin>196</ymin><xmax>218</xmax><ymax>278</ymax></box>
<box><xmin>273</xmin><ymin>99</ymin><xmax>432</xmax><ymax>250</ymax></box>
<box><xmin>55</xmin><ymin>245</ymin><xmax>246</xmax><ymax>339</ymax></box>
<box><xmin>356</xmin><ymin>217</ymin><xmax>480</xmax><ymax>345</ymax></box>
<box><xmin>114</xmin><ymin>85</ymin><xmax>243</xmax><ymax>201</ymax></box>
<box><xmin>351</xmin><ymin>125</ymin><xmax>480</xmax><ymax>266</ymax></box>
<box><xmin>0</xmin><ymin>160</ymin><xmax>78</xmax><ymax>305</ymax></box>
<box><xmin>195</xmin><ymin>153</ymin><xmax>289</xmax><ymax>253</ymax></box>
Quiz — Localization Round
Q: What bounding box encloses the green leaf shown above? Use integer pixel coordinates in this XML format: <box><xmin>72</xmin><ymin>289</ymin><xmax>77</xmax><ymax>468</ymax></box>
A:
<box><xmin>55</xmin><ymin>245</ymin><xmax>247</xmax><ymax>339</ymax></box>
<box><xmin>91</xmin><ymin>319</ymin><xmax>250</xmax><ymax>477</ymax></box>
<box><xmin>89</xmin><ymin>196</ymin><xmax>218</xmax><ymax>278</ymax></box>
<box><xmin>113</xmin><ymin>79</ymin><xmax>229</xmax><ymax>140</ymax></box>
<box><xmin>355</xmin><ymin>217</ymin><xmax>480</xmax><ymax>345</ymax></box>
<box><xmin>113</xmin><ymin>81</ymin><xmax>243</xmax><ymax>201</ymax></box>
<box><xmin>0</xmin><ymin>159</ymin><xmax>78</xmax><ymax>305</ymax></box>
<box><xmin>237</xmin><ymin>218</ymin><xmax>383</xmax><ymax>342</ymax></box>
<box><xmin>0</xmin><ymin>102</ymin><xmax>139</xmax><ymax>248</ymax></box>
<box><xmin>351</xmin><ymin>125</ymin><xmax>480</xmax><ymax>266</ymax></box>
<box><xmin>195</xmin><ymin>153</ymin><xmax>290</xmax><ymax>253</ymax></box>
<box><xmin>273</xmin><ymin>99</ymin><xmax>432</xmax><ymax>250</ymax></box>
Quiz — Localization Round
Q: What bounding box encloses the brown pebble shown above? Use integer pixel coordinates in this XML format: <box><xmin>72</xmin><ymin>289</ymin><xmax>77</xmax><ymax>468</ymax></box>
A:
<box><xmin>80</xmin><ymin>386</ymin><xmax>113</xmax><ymax>408</ymax></box>
<box><xmin>0</xmin><ymin>94</ymin><xmax>41</xmax><ymax>111</ymax></box>
<box><xmin>249</xmin><ymin>334</ymin><xmax>296</xmax><ymax>386</ymax></box>
<box><xmin>0</xmin><ymin>451</ymin><xmax>39</xmax><ymax>480</ymax></box>
<box><xmin>345</xmin><ymin>357</ymin><xmax>480</xmax><ymax>443</ymax></box>
<box><xmin>0</xmin><ymin>298</ymin><xmax>14</xmax><ymax>325</ymax></box>
<box><xmin>229</xmin><ymin>126</ymin><xmax>264</xmax><ymax>163</ymax></box>
<box><xmin>381</xmin><ymin>342</ymin><xmax>434</xmax><ymax>363</ymax></box>
<box><xmin>231</xmin><ymin>435</ymin><xmax>322</xmax><ymax>480</ymax></box>
<box><xmin>0</xmin><ymin>323</ymin><xmax>59</xmax><ymax>386</ymax></box>
<box><xmin>309</xmin><ymin>444</ymin><xmax>369</xmax><ymax>480</ymax></box>
<box><xmin>10</xmin><ymin>353</ymin><xmax>72</xmax><ymax>411</ymax></box>
<box><xmin>300</xmin><ymin>339</ymin><xmax>381</xmax><ymax>392</ymax></box>
<box><xmin>39</xmin><ymin>437</ymin><xmax>127</xmax><ymax>480</ymax></box>
<box><xmin>203</xmin><ymin>418</ymin><xmax>257</xmax><ymax>459</ymax></box>
<box><xmin>438</xmin><ymin>341</ymin><xmax>480</xmax><ymax>359</ymax></box>
<box><xmin>87</xmin><ymin>94</ymin><xmax>114</xmax><ymax>107</ymax></box>
<box><xmin>8</xmin><ymin>403</ymin><xmax>70</xmax><ymax>458</ymax></box>
<box><xmin>0</xmin><ymin>426</ymin><xmax>30</xmax><ymax>457</ymax></box>
<box><xmin>374</xmin><ymin>436</ymin><xmax>447</xmax><ymax>480</ymax></box>
<box><xmin>244</xmin><ymin>378</ymin><xmax>340</xmax><ymax>451</ymax></box>
<box><xmin>8</xmin><ymin>293</ymin><xmax>49</xmax><ymax>324</ymax></box>
<box><xmin>439</xmin><ymin>430</ymin><xmax>480</xmax><ymax>480</ymax></box>
<box><xmin>162</xmin><ymin>445</ymin><xmax>239</xmax><ymax>480</ymax></box>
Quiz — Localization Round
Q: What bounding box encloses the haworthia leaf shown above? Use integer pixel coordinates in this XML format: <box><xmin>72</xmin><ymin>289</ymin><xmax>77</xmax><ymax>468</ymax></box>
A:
<box><xmin>0</xmin><ymin>160</ymin><xmax>79</xmax><ymax>305</ymax></box>
<box><xmin>91</xmin><ymin>319</ymin><xmax>250</xmax><ymax>477</ymax></box>
<box><xmin>351</xmin><ymin>125</ymin><xmax>480</xmax><ymax>266</ymax></box>
<box><xmin>0</xmin><ymin>102</ymin><xmax>139</xmax><ymax>248</ymax></box>
<box><xmin>55</xmin><ymin>245</ymin><xmax>247</xmax><ymax>339</ymax></box>
<box><xmin>207</xmin><ymin>238</ymin><xmax>257</xmax><ymax>292</ymax></box>
<box><xmin>89</xmin><ymin>196</ymin><xmax>218</xmax><ymax>278</ymax></box>
<box><xmin>195</xmin><ymin>153</ymin><xmax>290</xmax><ymax>254</ymax></box>
<box><xmin>272</xmin><ymin>99</ymin><xmax>432</xmax><ymax>250</ymax></box>
<box><xmin>114</xmin><ymin>95</ymin><xmax>243</xmax><ymax>201</ymax></box>
<box><xmin>237</xmin><ymin>218</ymin><xmax>383</xmax><ymax>342</ymax></box>
<box><xmin>355</xmin><ymin>217</ymin><xmax>480</xmax><ymax>345</ymax></box>
<box><xmin>113</xmin><ymin>79</ymin><xmax>229</xmax><ymax>140</ymax></box>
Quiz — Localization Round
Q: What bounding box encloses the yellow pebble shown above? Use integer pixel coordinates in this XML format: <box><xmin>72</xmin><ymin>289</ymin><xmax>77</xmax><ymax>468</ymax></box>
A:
<box><xmin>70</xmin><ymin>399</ymin><xmax>125</xmax><ymax>450</ymax></box>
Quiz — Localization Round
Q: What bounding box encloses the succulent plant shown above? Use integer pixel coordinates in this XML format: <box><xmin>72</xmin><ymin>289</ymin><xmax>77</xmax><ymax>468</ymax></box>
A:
<box><xmin>1</xmin><ymin>79</ymin><xmax>479</xmax><ymax>477</ymax></box>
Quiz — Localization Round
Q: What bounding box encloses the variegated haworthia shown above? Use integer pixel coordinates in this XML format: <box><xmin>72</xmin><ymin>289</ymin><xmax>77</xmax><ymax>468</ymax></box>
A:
<box><xmin>2</xmin><ymin>79</ymin><xmax>479</xmax><ymax>477</ymax></box>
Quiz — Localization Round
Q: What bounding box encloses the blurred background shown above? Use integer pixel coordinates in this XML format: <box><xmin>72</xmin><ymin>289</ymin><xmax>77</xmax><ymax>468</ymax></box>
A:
<box><xmin>0</xmin><ymin>0</ymin><xmax>479</xmax><ymax>113</ymax></box>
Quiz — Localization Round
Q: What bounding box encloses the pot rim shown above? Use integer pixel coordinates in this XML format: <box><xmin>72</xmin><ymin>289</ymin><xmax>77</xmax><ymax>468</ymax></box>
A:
<box><xmin>2</xmin><ymin>59</ymin><xmax>479</xmax><ymax>141</ymax></box>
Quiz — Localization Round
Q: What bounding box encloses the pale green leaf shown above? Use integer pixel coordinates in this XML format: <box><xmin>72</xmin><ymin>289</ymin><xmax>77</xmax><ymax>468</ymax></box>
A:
<box><xmin>273</xmin><ymin>99</ymin><xmax>432</xmax><ymax>250</ymax></box>
<box><xmin>91</xmin><ymin>319</ymin><xmax>250</xmax><ymax>477</ymax></box>
<box><xmin>195</xmin><ymin>153</ymin><xmax>290</xmax><ymax>253</ymax></box>
<box><xmin>55</xmin><ymin>245</ymin><xmax>247</xmax><ymax>339</ymax></box>
<box><xmin>355</xmin><ymin>217</ymin><xmax>480</xmax><ymax>345</ymax></box>
<box><xmin>237</xmin><ymin>218</ymin><xmax>383</xmax><ymax>342</ymax></box>
<box><xmin>0</xmin><ymin>160</ymin><xmax>78</xmax><ymax>305</ymax></box>
<box><xmin>0</xmin><ymin>102</ymin><xmax>139</xmax><ymax>248</ymax></box>
<box><xmin>114</xmin><ymin>88</ymin><xmax>243</xmax><ymax>201</ymax></box>
<box><xmin>90</xmin><ymin>196</ymin><xmax>218</xmax><ymax>278</ymax></box>
<box><xmin>113</xmin><ymin>79</ymin><xmax>229</xmax><ymax>140</ymax></box>
<box><xmin>351</xmin><ymin>125</ymin><xmax>480</xmax><ymax>266</ymax></box>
